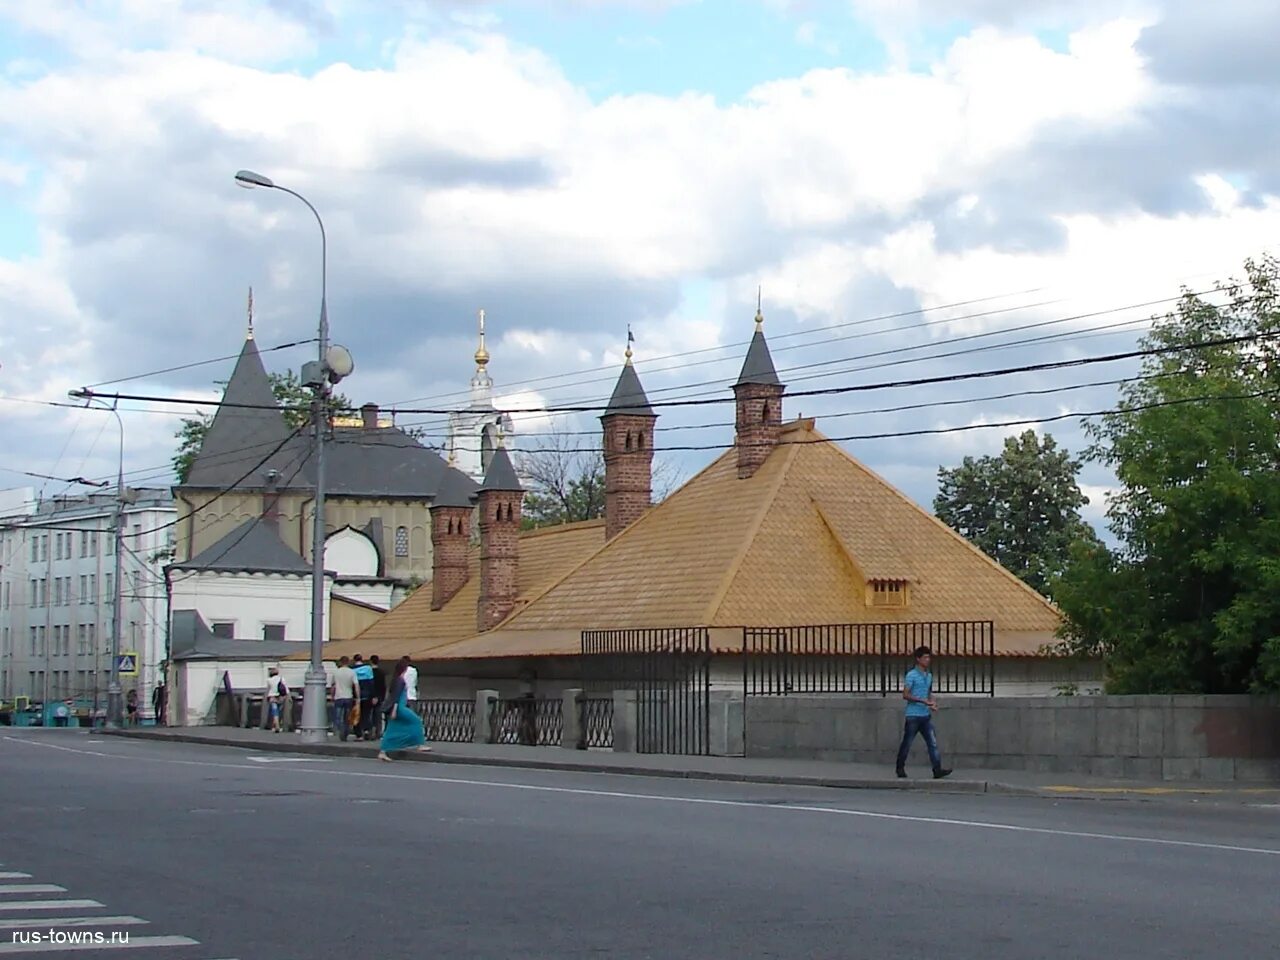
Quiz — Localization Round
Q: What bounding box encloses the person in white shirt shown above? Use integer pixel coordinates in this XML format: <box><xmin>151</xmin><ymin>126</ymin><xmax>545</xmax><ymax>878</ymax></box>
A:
<box><xmin>404</xmin><ymin>660</ymin><xmax>419</xmax><ymax>702</ymax></box>
<box><xmin>265</xmin><ymin>668</ymin><xmax>287</xmax><ymax>733</ymax></box>
<box><xmin>331</xmin><ymin>656</ymin><xmax>359</xmax><ymax>742</ymax></box>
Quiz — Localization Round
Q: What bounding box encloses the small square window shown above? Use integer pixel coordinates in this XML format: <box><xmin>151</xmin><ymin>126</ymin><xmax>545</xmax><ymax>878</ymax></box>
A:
<box><xmin>211</xmin><ymin>622</ymin><xmax>235</xmax><ymax>639</ymax></box>
<box><xmin>262</xmin><ymin>623</ymin><xmax>286</xmax><ymax>643</ymax></box>
<box><xmin>394</xmin><ymin>526</ymin><xmax>409</xmax><ymax>557</ymax></box>
<box><xmin>870</xmin><ymin>580</ymin><xmax>909</xmax><ymax>608</ymax></box>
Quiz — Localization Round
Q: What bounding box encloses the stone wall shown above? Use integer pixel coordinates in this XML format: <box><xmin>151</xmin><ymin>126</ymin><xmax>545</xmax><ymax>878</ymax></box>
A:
<box><xmin>746</xmin><ymin>694</ymin><xmax>1280</xmax><ymax>781</ymax></box>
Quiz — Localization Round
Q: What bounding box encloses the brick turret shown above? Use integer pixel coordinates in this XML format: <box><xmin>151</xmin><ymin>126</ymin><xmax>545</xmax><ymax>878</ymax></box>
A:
<box><xmin>733</xmin><ymin>303</ymin><xmax>785</xmax><ymax>479</ymax></box>
<box><xmin>601</xmin><ymin>338</ymin><xmax>657</xmax><ymax>540</ymax></box>
<box><xmin>476</xmin><ymin>442</ymin><xmax>523</xmax><ymax>631</ymax></box>
<box><xmin>429</xmin><ymin>465</ymin><xmax>477</xmax><ymax>610</ymax></box>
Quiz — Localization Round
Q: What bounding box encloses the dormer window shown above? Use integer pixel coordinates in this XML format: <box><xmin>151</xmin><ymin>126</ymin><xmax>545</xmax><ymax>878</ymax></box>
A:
<box><xmin>869</xmin><ymin>579</ymin><xmax>909</xmax><ymax>608</ymax></box>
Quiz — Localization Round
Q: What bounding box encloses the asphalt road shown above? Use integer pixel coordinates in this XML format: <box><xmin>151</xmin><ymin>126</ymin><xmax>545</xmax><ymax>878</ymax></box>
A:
<box><xmin>1</xmin><ymin>730</ymin><xmax>1277</xmax><ymax>959</ymax></box>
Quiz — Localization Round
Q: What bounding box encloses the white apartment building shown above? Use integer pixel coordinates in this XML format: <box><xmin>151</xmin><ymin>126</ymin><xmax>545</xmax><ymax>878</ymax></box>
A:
<box><xmin>0</xmin><ymin>486</ymin><xmax>175</xmax><ymax>718</ymax></box>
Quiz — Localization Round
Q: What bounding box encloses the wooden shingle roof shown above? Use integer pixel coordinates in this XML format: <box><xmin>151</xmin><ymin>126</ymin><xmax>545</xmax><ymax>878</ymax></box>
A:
<box><xmin>409</xmin><ymin>419</ymin><xmax>1061</xmax><ymax>661</ymax></box>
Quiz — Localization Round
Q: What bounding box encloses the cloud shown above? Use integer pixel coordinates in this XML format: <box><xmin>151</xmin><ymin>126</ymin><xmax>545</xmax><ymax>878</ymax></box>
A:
<box><xmin>1</xmin><ymin>0</ymin><xmax>1280</xmax><ymax>522</ymax></box>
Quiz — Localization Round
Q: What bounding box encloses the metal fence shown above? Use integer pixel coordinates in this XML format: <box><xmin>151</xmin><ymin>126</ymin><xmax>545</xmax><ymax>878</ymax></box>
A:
<box><xmin>743</xmin><ymin>621</ymin><xmax>995</xmax><ymax>696</ymax></box>
<box><xmin>488</xmin><ymin>696</ymin><xmax>563</xmax><ymax>746</ymax></box>
<box><xmin>581</xmin><ymin>696</ymin><xmax>614</xmax><ymax>749</ymax></box>
<box><xmin>581</xmin><ymin>627</ymin><xmax>711</xmax><ymax>755</ymax></box>
<box><xmin>412</xmin><ymin>698</ymin><xmax>476</xmax><ymax>743</ymax></box>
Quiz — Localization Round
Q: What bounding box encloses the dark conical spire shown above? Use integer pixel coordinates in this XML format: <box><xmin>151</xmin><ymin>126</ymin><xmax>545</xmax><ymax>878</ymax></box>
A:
<box><xmin>736</xmin><ymin>301</ymin><xmax>781</xmax><ymax>386</ymax></box>
<box><xmin>433</xmin><ymin>464</ymin><xmax>480</xmax><ymax>508</ymax></box>
<box><xmin>478</xmin><ymin>437</ymin><xmax>522</xmax><ymax>493</ymax></box>
<box><xmin>604</xmin><ymin>363</ymin><xmax>655</xmax><ymax>416</ymax></box>
<box><xmin>184</xmin><ymin>335</ymin><xmax>293</xmax><ymax>488</ymax></box>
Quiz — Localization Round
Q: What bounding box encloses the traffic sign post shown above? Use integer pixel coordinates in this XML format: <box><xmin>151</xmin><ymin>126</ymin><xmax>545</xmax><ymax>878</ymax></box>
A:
<box><xmin>116</xmin><ymin>652</ymin><xmax>139</xmax><ymax>677</ymax></box>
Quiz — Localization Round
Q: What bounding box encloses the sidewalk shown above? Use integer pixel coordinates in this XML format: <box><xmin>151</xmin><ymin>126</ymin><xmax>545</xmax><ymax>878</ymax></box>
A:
<box><xmin>102</xmin><ymin>726</ymin><xmax>1280</xmax><ymax>805</ymax></box>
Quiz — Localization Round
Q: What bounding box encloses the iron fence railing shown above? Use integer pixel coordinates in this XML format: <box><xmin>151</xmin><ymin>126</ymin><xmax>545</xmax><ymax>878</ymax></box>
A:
<box><xmin>488</xmin><ymin>696</ymin><xmax>563</xmax><ymax>746</ymax></box>
<box><xmin>580</xmin><ymin>696</ymin><xmax>614</xmax><ymax>749</ymax></box>
<box><xmin>743</xmin><ymin>621</ymin><xmax>995</xmax><ymax>696</ymax></box>
<box><xmin>413</xmin><ymin>699</ymin><xmax>476</xmax><ymax>743</ymax></box>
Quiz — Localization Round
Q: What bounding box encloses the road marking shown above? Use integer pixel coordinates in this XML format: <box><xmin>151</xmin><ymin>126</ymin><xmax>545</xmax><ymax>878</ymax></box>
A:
<box><xmin>1044</xmin><ymin>785</ymin><xmax>1280</xmax><ymax>796</ymax></box>
<box><xmin>0</xmin><ymin>917</ymin><xmax>146</xmax><ymax>930</ymax></box>
<box><xmin>8</xmin><ymin>735</ymin><xmax>1280</xmax><ymax>859</ymax></box>
<box><xmin>0</xmin><ymin>887</ymin><xmax>65</xmax><ymax>896</ymax></box>
<box><xmin>0</xmin><ymin>875</ymin><xmax>31</xmax><ymax>881</ymax></box>
<box><xmin>245</xmin><ymin>756</ymin><xmax>331</xmax><ymax>764</ymax></box>
<box><xmin>0</xmin><ymin>935</ymin><xmax>198</xmax><ymax>953</ymax></box>
<box><xmin>0</xmin><ymin>901</ymin><xmax>103</xmax><ymax>912</ymax></box>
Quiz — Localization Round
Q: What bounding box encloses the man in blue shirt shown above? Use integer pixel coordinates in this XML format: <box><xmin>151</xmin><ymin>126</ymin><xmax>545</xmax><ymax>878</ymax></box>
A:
<box><xmin>895</xmin><ymin>645</ymin><xmax>953</xmax><ymax>780</ymax></box>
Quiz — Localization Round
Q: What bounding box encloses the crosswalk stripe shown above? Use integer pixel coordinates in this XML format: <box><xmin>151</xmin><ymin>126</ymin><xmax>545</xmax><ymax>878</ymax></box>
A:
<box><xmin>0</xmin><ymin>887</ymin><xmax>65</xmax><ymax>896</ymax></box>
<box><xmin>0</xmin><ymin>876</ymin><xmax>31</xmax><ymax>881</ymax></box>
<box><xmin>0</xmin><ymin>917</ymin><xmax>146</xmax><ymax>930</ymax></box>
<box><xmin>0</xmin><ymin>901</ymin><xmax>103</xmax><ymax>912</ymax></box>
<box><xmin>0</xmin><ymin>935</ymin><xmax>199</xmax><ymax>953</ymax></box>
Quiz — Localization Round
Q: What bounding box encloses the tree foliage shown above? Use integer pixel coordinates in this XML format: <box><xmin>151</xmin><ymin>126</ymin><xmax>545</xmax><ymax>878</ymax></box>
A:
<box><xmin>172</xmin><ymin>370</ymin><xmax>351</xmax><ymax>483</ymax></box>
<box><xmin>934</xmin><ymin>430</ymin><xmax>1095</xmax><ymax>596</ymax></box>
<box><xmin>1054</xmin><ymin>256</ymin><xmax>1280</xmax><ymax>693</ymax></box>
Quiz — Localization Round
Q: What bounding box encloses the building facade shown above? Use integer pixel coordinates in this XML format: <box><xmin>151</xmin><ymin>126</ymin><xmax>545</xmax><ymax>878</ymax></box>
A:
<box><xmin>0</xmin><ymin>486</ymin><xmax>175</xmax><ymax>717</ymax></box>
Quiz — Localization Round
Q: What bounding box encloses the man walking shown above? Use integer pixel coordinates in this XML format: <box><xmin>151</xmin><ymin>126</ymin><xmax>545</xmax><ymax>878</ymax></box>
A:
<box><xmin>895</xmin><ymin>645</ymin><xmax>952</xmax><ymax>780</ymax></box>
<box><xmin>368</xmin><ymin>655</ymin><xmax>387</xmax><ymax>740</ymax></box>
<box><xmin>331</xmin><ymin>656</ymin><xmax>358</xmax><ymax>742</ymax></box>
<box><xmin>352</xmin><ymin>654</ymin><xmax>375</xmax><ymax>741</ymax></box>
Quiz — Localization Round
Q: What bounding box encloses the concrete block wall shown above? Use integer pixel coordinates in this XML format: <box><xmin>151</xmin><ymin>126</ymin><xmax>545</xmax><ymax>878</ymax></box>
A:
<box><xmin>745</xmin><ymin>694</ymin><xmax>1280</xmax><ymax>781</ymax></box>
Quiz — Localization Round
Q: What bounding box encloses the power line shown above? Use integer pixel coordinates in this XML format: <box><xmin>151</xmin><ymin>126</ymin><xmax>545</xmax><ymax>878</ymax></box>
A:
<box><xmin>88</xmin><ymin>328</ymin><xmax>1265</xmax><ymax>417</ymax></box>
<box><xmin>83</xmin><ymin>336</ymin><xmax>319</xmax><ymax>388</ymax></box>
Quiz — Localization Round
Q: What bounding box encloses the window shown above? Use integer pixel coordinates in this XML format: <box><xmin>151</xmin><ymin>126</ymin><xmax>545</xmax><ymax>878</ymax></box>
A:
<box><xmin>80</xmin><ymin>576</ymin><xmax>87</xmax><ymax>603</ymax></box>
<box><xmin>132</xmin><ymin>524</ymin><xmax>141</xmax><ymax>546</ymax></box>
<box><xmin>91</xmin><ymin>530</ymin><xmax>99</xmax><ymax>554</ymax></box>
<box><xmin>89</xmin><ymin>574</ymin><xmax>96</xmax><ymax>599</ymax></box>
<box><xmin>106</xmin><ymin>533</ymin><xmax>114</xmax><ymax>556</ymax></box>
<box><xmin>394</xmin><ymin>526</ymin><xmax>409</xmax><ymax>557</ymax></box>
<box><xmin>39</xmin><ymin>579</ymin><xmax>47</xmax><ymax>607</ymax></box>
<box><xmin>30</xmin><ymin>580</ymin><xmax>38</xmax><ymax>608</ymax></box>
<box><xmin>2</xmin><ymin>581</ymin><xmax>7</xmax><ymax>609</ymax></box>
<box><xmin>54</xmin><ymin>579</ymin><xmax>62</xmax><ymax>606</ymax></box>
<box><xmin>81</xmin><ymin>530</ymin><xmax>89</xmax><ymax>558</ymax></box>
<box><xmin>77</xmin><ymin>625</ymin><xmax>86</xmax><ymax>656</ymax></box>
<box><xmin>104</xmin><ymin>574</ymin><xmax>113</xmax><ymax>603</ymax></box>
<box><xmin>30</xmin><ymin>536</ymin><xmax>38</xmax><ymax>562</ymax></box>
<box><xmin>37</xmin><ymin>626</ymin><xmax>45</xmax><ymax>656</ymax></box>
<box><xmin>211</xmin><ymin>622</ymin><xmax>235</xmax><ymax>639</ymax></box>
<box><xmin>40</xmin><ymin>536</ymin><xmax>47</xmax><ymax>562</ymax></box>
<box><xmin>53</xmin><ymin>534</ymin><xmax>60</xmax><ymax>561</ymax></box>
<box><xmin>262</xmin><ymin>623</ymin><xmax>286</xmax><ymax>643</ymax></box>
<box><xmin>29</xmin><ymin>627</ymin><xmax>37</xmax><ymax>657</ymax></box>
<box><xmin>87</xmin><ymin>624</ymin><xmax>95</xmax><ymax>653</ymax></box>
<box><xmin>869</xmin><ymin>580</ymin><xmax>908</xmax><ymax>608</ymax></box>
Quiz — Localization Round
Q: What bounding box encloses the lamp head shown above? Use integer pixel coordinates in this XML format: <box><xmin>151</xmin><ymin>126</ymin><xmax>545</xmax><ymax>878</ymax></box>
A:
<box><xmin>234</xmin><ymin>169</ymin><xmax>274</xmax><ymax>190</ymax></box>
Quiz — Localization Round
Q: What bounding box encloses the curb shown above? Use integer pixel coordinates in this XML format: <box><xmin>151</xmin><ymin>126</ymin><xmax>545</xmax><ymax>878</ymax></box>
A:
<box><xmin>103</xmin><ymin>729</ymin><xmax>1001</xmax><ymax>796</ymax></box>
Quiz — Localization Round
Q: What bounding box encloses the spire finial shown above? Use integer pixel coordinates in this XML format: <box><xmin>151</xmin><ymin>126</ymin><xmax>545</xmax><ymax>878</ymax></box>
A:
<box><xmin>625</xmin><ymin>324</ymin><xmax>634</xmax><ymax>364</ymax></box>
<box><xmin>496</xmin><ymin>424</ymin><xmax>506</xmax><ymax>449</ymax></box>
<box><xmin>446</xmin><ymin>445</ymin><xmax>456</xmax><ymax>467</ymax></box>
<box><xmin>754</xmin><ymin>286</ymin><xmax>763</xmax><ymax>330</ymax></box>
<box><xmin>474</xmin><ymin>308</ymin><xmax>490</xmax><ymax>368</ymax></box>
<box><xmin>246</xmin><ymin>286</ymin><xmax>255</xmax><ymax>340</ymax></box>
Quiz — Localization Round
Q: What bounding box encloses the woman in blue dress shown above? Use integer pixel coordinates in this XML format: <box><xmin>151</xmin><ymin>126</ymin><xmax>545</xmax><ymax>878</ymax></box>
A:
<box><xmin>377</xmin><ymin>658</ymin><xmax>428</xmax><ymax>761</ymax></box>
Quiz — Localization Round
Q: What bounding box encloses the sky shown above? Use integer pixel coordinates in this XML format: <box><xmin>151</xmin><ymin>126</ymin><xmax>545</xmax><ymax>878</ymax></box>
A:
<box><xmin>1</xmin><ymin>0</ymin><xmax>1279</xmax><ymax>535</ymax></box>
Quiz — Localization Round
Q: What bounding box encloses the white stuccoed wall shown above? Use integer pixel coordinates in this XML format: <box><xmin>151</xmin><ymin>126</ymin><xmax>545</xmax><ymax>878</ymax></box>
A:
<box><xmin>169</xmin><ymin>571</ymin><xmax>331</xmax><ymax>642</ymax></box>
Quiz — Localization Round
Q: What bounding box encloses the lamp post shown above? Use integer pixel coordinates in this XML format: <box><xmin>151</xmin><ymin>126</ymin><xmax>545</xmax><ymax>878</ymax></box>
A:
<box><xmin>70</xmin><ymin>394</ymin><xmax>125</xmax><ymax>728</ymax></box>
<box><xmin>235</xmin><ymin>169</ymin><xmax>352</xmax><ymax>745</ymax></box>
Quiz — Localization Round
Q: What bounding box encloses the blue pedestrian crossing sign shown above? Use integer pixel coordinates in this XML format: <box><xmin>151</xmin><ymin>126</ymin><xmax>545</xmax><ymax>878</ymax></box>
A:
<box><xmin>116</xmin><ymin>652</ymin><xmax>139</xmax><ymax>676</ymax></box>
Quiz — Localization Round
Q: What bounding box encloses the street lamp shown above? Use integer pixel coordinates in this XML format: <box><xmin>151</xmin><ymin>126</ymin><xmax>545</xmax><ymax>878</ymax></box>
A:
<box><xmin>69</xmin><ymin>393</ymin><xmax>126</xmax><ymax>728</ymax></box>
<box><xmin>235</xmin><ymin>169</ymin><xmax>353</xmax><ymax>745</ymax></box>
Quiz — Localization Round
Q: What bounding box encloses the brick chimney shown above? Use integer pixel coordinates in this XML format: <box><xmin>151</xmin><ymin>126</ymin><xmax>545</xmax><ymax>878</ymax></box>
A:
<box><xmin>600</xmin><ymin>340</ymin><xmax>656</xmax><ymax>540</ymax></box>
<box><xmin>476</xmin><ymin>441</ymin><xmax>523</xmax><ymax>631</ymax></box>
<box><xmin>733</xmin><ymin>304</ymin><xmax>784</xmax><ymax>479</ymax></box>
<box><xmin>429</xmin><ymin>467</ymin><xmax>477</xmax><ymax>611</ymax></box>
<box><xmin>361</xmin><ymin>402</ymin><xmax>379</xmax><ymax>430</ymax></box>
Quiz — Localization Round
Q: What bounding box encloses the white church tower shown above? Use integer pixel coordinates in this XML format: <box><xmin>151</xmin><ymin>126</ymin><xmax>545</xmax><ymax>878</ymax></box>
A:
<box><xmin>447</xmin><ymin>309</ymin><xmax>514</xmax><ymax>484</ymax></box>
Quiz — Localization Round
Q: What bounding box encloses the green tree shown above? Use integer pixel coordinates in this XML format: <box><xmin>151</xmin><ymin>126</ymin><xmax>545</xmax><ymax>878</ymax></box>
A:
<box><xmin>172</xmin><ymin>370</ymin><xmax>351</xmax><ymax>483</ymax></box>
<box><xmin>1055</xmin><ymin>256</ymin><xmax>1280</xmax><ymax>693</ymax></box>
<box><xmin>934</xmin><ymin>430</ymin><xmax>1095</xmax><ymax>596</ymax></box>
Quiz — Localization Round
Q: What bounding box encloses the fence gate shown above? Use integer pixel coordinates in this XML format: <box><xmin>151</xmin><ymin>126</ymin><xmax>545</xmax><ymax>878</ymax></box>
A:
<box><xmin>581</xmin><ymin>628</ymin><xmax>711</xmax><ymax>755</ymax></box>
